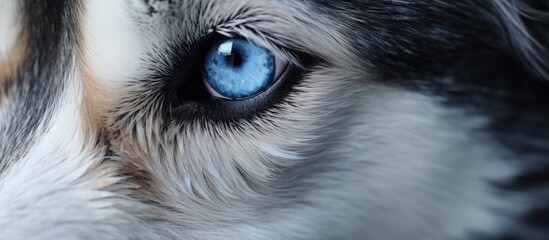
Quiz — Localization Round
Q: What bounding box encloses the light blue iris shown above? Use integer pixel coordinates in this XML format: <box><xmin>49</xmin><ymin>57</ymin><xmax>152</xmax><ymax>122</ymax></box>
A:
<box><xmin>204</xmin><ymin>39</ymin><xmax>275</xmax><ymax>99</ymax></box>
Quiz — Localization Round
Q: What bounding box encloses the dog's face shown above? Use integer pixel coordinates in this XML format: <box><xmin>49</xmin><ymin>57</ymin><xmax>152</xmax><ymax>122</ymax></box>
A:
<box><xmin>1</xmin><ymin>0</ymin><xmax>548</xmax><ymax>239</ymax></box>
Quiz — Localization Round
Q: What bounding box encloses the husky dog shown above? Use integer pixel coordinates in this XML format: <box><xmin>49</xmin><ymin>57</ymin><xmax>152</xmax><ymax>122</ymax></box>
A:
<box><xmin>0</xmin><ymin>0</ymin><xmax>548</xmax><ymax>239</ymax></box>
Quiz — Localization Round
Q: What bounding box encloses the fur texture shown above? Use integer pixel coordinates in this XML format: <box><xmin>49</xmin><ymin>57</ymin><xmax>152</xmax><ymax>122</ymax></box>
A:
<box><xmin>0</xmin><ymin>0</ymin><xmax>548</xmax><ymax>239</ymax></box>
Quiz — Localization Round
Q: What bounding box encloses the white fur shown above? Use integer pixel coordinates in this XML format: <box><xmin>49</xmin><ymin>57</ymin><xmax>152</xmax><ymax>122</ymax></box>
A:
<box><xmin>81</xmin><ymin>0</ymin><xmax>146</xmax><ymax>88</ymax></box>
<box><xmin>0</xmin><ymin>58</ymin><xmax>151</xmax><ymax>240</ymax></box>
<box><xmin>254</xmin><ymin>84</ymin><xmax>522</xmax><ymax>239</ymax></box>
<box><xmin>0</xmin><ymin>1</ymin><xmax>531</xmax><ymax>239</ymax></box>
<box><xmin>78</xmin><ymin>1</ymin><xmax>524</xmax><ymax>239</ymax></box>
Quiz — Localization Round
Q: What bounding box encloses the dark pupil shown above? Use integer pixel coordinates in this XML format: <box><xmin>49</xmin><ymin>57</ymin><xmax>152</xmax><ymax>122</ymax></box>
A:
<box><xmin>224</xmin><ymin>51</ymin><xmax>243</xmax><ymax>67</ymax></box>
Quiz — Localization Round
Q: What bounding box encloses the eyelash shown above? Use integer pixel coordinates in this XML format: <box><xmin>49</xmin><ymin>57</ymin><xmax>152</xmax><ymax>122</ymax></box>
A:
<box><xmin>152</xmin><ymin>31</ymin><xmax>305</xmax><ymax>123</ymax></box>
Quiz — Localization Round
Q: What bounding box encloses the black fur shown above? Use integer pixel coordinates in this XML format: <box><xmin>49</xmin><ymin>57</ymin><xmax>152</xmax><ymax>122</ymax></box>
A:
<box><xmin>1</xmin><ymin>0</ymin><xmax>548</xmax><ymax>238</ymax></box>
<box><xmin>310</xmin><ymin>1</ymin><xmax>549</xmax><ymax>238</ymax></box>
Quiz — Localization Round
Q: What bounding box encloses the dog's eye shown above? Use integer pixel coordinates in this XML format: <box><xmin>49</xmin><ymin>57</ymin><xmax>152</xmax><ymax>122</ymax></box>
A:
<box><xmin>202</xmin><ymin>38</ymin><xmax>287</xmax><ymax>99</ymax></box>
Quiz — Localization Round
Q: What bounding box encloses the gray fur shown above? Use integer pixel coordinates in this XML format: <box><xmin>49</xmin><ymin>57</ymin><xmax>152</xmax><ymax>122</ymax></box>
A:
<box><xmin>0</xmin><ymin>0</ymin><xmax>548</xmax><ymax>239</ymax></box>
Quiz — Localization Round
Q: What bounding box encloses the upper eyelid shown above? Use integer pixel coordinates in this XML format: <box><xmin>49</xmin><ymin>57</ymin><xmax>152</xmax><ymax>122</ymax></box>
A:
<box><xmin>205</xmin><ymin>20</ymin><xmax>303</xmax><ymax>68</ymax></box>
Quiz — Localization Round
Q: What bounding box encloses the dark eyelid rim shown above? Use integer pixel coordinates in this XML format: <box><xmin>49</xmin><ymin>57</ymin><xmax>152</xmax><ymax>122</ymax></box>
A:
<box><xmin>148</xmin><ymin>30</ymin><xmax>322</xmax><ymax>124</ymax></box>
<box><xmin>171</xmin><ymin>64</ymin><xmax>300</xmax><ymax>123</ymax></box>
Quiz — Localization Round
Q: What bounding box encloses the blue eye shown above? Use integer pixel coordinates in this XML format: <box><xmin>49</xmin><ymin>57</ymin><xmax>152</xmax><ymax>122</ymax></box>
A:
<box><xmin>203</xmin><ymin>39</ymin><xmax>283</xmax><ymax>99</ymax></box>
